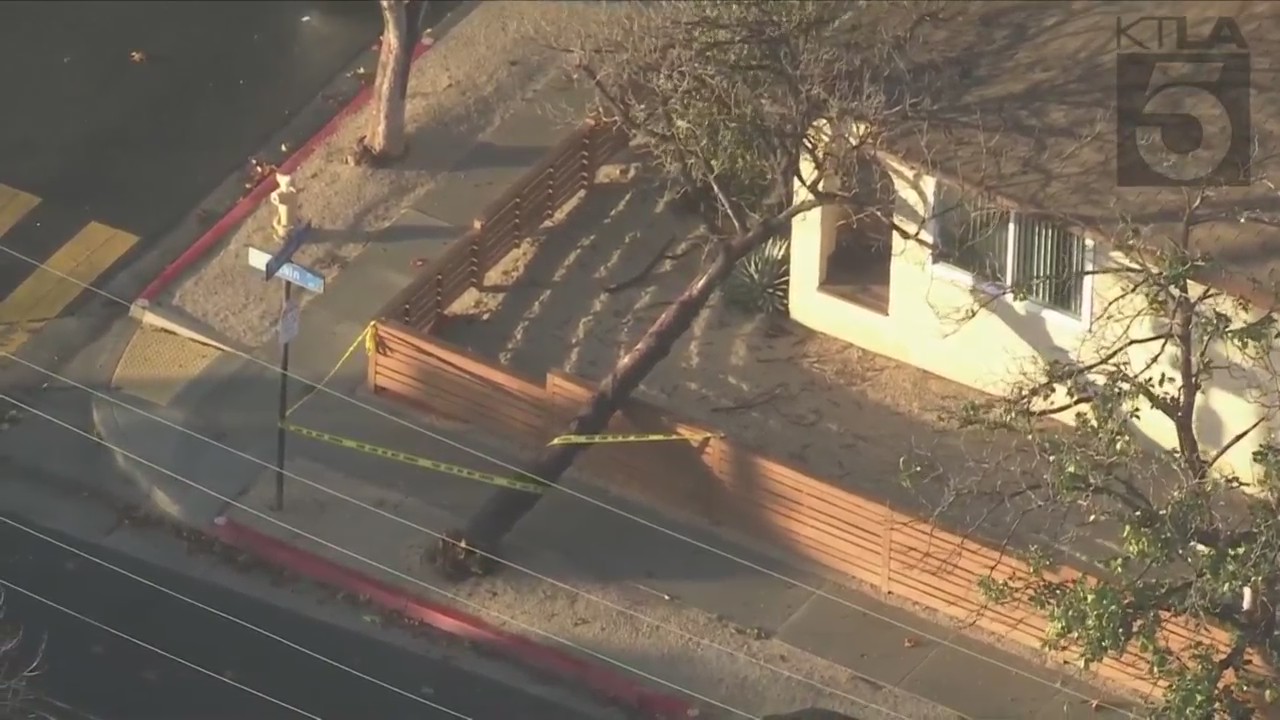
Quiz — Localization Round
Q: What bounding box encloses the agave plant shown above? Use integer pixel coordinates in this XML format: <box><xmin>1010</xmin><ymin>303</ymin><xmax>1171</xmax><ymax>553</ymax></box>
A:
<box><xmin>724</xmin><ymin>235</ymin><xmax>790</xmax><ymax>316</ymax></box>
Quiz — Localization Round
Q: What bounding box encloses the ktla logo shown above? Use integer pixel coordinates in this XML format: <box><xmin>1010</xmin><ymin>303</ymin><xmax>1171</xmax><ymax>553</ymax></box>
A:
<box><xmin>1115</xmin><ymin>16</ymin><xmax>1251</xmax><ymax>187</ymax></box>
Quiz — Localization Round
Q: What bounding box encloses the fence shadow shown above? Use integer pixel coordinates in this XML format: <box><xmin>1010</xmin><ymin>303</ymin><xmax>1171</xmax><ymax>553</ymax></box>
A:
<box><xmin>356</xmin><ymin>114</ymin><xmax>1269</xmax><ymax>703</ymax></box>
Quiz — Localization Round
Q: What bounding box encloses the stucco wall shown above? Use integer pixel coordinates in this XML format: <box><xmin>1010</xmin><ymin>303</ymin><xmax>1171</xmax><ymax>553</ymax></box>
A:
<box><xmin>790</xmin><ymin>152</ymin><xmax>1278</xmax><ymax>483</ymax></box>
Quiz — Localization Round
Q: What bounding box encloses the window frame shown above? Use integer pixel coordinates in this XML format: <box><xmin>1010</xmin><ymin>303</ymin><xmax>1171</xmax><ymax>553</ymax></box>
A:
<box><xmin>928</xmin><ymin>180</ymin><xmax>1094</xmax><ymax>328</ymax></box>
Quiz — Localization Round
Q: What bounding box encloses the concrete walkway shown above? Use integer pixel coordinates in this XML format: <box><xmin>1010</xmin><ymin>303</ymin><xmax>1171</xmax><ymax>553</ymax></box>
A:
<box><xmin>90</xmin><ymin>77</ymin><xmax>1145</xmax><ymax>720</ymax></box>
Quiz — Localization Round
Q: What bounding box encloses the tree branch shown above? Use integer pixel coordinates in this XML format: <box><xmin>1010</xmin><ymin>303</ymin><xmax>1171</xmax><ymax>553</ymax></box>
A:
<box><xmin>1206</xmin><ymin>416</ymin><xmax>1267</xmax><ymax>471</ymax></box>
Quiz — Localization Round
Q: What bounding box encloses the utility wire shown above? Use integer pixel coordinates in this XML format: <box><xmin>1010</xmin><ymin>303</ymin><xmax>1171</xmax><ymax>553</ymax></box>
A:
<box><xmin>0</xmin><ymin>576</ymin><xmax>323</xmax><ymax>720</ymax></box>
<box><xmin>0</xmin><ymin>515</ymin><xmax>473</xmax><ymax>719</ymax></box>
<box><xmin>5</xmin><ymin>350</ymin><xmax>922</xmax><ymax>720</ymax></box>
<box><xmin>0</xmin><ymin>243</ymin><xmax>1146</xmax><ymax>716</ymax></box>
<box><xmin>0</xmin><ymin>392</ymin><xmax>761</xmax><ymax>720</ymax></box>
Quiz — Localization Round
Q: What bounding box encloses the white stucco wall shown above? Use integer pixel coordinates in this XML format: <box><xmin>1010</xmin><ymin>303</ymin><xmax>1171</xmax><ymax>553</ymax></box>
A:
<box><xmin>790</xmin><ymin>151</ymin><xmax>1279</xmax><ymax>484</ymax></box>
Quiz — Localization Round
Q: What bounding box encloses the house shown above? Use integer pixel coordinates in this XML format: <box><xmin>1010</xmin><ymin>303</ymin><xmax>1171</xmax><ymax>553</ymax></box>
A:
<box><xmin>788</xmin><ymin>1</ymin><xmax>1280</xmax><ymax>482</ymax></box>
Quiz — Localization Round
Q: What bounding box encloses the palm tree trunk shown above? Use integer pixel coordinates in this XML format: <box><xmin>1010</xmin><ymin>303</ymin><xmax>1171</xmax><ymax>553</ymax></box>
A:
<box><xmin>365</xmin><ymin>0</ymin><xmax>409</xmax><ymax>161</ymax></box>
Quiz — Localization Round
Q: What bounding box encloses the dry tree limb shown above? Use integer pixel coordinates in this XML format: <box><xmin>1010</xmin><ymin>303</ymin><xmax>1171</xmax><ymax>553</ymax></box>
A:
<box><xmin>710</xmin><ymin>383</ymin><xmax>786</xmax><ymax>413</ymax></box>
<box><xmin>602</xmin><ymin>234</ymin><xmax>678</xmax><ymax>293</ymax></box>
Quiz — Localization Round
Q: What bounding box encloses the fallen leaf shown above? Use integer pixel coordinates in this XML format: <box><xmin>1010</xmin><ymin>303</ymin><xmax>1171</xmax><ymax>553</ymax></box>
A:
<box><xmin>129</xmin><ymin>50</ymin><xmax>147</xmax><ymax>63</ymax></box>
<box><xmin>903</xmin><ymin>637</ymin><xmax>919</xmax><ymax>648</ymax></box>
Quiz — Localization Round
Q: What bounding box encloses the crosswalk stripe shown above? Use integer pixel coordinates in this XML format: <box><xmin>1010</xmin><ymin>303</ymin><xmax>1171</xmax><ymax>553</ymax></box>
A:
<box><xmin>0</xmin><ymin>184</ymin><xmax>40</xmax><ymax>237</ymax></box>
<box><xmin>0</xmin><ymin>220</ymin><xmax>138</xmax><ymax>352</ymax></box>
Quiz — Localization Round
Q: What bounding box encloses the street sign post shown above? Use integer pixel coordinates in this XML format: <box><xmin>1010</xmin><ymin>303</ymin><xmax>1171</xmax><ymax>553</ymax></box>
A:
<box><xmin>278</xmin><ymin>297</ymin><xmax>301</xmax><ymax>347</ymax></box>
<box><xmin>247</xmin><ymin>247</ymin><xmax>325</xmax><ymax>293</ymax></box>
<box><xmin>247</xmin><ymin>198</ymin><xmax>323</xmax><ymax>511</ymax></box>
<box><xmin>265</xmin><ymin>222</ymin><xmax>311</xmax><ymax>281</ymax></box>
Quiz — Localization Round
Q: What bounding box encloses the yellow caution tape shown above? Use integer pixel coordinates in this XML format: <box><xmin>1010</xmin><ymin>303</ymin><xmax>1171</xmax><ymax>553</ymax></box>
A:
<box><xmin>283</xmin><ymin>422</ymin><xmax>544</xmax><ymax>494</ymax></box>
<box><xmin>548</xmin><ymin>432</ymin><xmax>724</xmax><ymax>446</ymax></box>
<box><xmin>284</xmin><ymin>322</ymin><xmax>376</xmax><ymax>418</ymax></box>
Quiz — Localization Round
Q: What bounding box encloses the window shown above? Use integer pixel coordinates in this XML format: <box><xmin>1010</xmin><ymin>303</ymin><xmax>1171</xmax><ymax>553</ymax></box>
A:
<box><xmin>819</xmin><ymin>156</ymin><xmax>896</xmax><ymax>314</ymax></box>
<box><xmin>932</xmin><ymin>182</ymin><xmax>1089</xmax><ymax>318</ymax></box>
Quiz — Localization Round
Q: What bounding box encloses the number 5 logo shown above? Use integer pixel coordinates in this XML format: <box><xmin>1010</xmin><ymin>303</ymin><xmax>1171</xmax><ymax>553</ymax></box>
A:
<box><xmin>1135</xmin><ymin>62</ymin><xmax>1233</xmax><ymax>182</ymax></box>
<box><xmin>1116</xmin><ymin>52</ymin><xmax>1251</xmax><ymax>187</ymax></box>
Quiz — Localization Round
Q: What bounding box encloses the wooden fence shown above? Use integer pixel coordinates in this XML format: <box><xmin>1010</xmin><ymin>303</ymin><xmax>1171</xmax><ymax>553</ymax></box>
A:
<box><xmin>367</xmin><ymin>322</ymin><xmax>1259</xmax><ymax>700</ymax></box>
<box><xmin>365</xmin><ymin>116</ymin><xmax>1263</xmax><ymax>705</ymax></box>
<box><xmin>377</xmin><ymin>115</ymin><xmax>629</xmax><ymax>332</ymax></box>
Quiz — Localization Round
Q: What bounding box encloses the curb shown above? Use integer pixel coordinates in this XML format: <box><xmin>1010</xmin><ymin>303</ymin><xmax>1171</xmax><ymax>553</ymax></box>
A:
<box><xmin>135</xmin><ymin>38</ymin><xmax>437</xmax><ymax>305</ymax></box>
<box><xmin>127</xmin><ymin>302</ymin><xmax>241</xmax><ymax>354</ymax></box>
<box><xmin>210</xmin><ymin>516</ymin><xmax>699</xmax><ymax>720</ymax></box>
<box><xmin>89</xmin><ymin>396</ymin><xmax>189</xmax><ymax>522</ymax></box>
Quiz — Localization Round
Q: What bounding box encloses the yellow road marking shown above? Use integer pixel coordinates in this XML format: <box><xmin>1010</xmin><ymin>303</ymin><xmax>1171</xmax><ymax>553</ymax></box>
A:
<box><xmin>0</xmin><ymin>220</ymin><xmax>138</xmax><ymax>352</ymax></box>
<box><xmin>0</xmin><ymin>184</ymin><xmax>39</xmax><ymax>237</ymax></box>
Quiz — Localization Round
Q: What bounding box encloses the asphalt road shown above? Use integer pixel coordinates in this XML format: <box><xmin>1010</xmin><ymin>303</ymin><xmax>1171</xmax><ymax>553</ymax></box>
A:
<box><xmin>0</xmin><ymin>1</ymin><xmax>384</xmax><ymax>236</ymax></box>
<box><xmin>0</xmin><ymin>519</ymin><xmax>605</xmax><ymax>720</ymax></box>
<box><xmin>0</xmin><ymin>0</ymin><xmax>456</xmax><ymax>369</ymax></box>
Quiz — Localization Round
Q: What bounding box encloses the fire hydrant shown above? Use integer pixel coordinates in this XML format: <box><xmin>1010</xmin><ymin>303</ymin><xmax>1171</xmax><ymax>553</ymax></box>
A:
<box><xmin>270</xmin><ymin>172</ymin><xmax>299</xmax><ymax>241</ymax></box>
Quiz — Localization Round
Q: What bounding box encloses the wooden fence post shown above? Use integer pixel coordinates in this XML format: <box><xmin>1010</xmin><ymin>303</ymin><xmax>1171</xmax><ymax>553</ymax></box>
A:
<box><xmin>545</xmin><ymin>162</ymin><xmax>557</xmax><ymax>219</ymax></box>
<box><xmin>579</xmin><ymin>121</ymin><xmax>596</xmax><ymax>193</ymax></box>
<box><xmin>881</xmin><ymin>506</ymin><xmax>894</xmax><ymax>594</ymax></box>
<box><xmin>469</xmin><ymin>224</ymin><xmax>483</xmax><ymax>289</ymax></box>
<box><xmin>431</xmin><ymin>272</ymin><xmax>444</xmax><ymax>330</ymax></box>
<box><xmin>716</xmin><ymin>437</ymin><xmax>732</xmax><ymax>483</ymax></box>
<box><xmin>366</xmin><ymin>322</ymin><xmax>380</xmax><ymax>394</ymax></box>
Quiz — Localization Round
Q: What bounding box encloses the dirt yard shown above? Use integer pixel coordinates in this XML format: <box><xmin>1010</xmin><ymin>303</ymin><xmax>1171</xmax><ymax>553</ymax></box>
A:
<box><xmin>163</xmin><ymin>1</ymin><xmax>633</xmax><ymax>350</ymax></box>
<box><xmin>436</xmin><ymin>160</ymin><xmax>997</xmax><ymax>518</ymax></box>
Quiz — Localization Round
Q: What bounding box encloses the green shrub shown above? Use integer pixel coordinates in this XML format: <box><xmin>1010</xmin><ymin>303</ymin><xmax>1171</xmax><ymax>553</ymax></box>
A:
<box><xmin>724</xmin><ymin>235</ymin><xmax>790</xmax><ymax>316</ymax></box>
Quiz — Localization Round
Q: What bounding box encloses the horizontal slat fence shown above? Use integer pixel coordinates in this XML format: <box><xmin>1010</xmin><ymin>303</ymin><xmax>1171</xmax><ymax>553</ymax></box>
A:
<box><xmin>372</xmin><ymin>322</ymin><xmax>550</xmax><ymax>447</ymax></box>
<box><xmin>379</xmin><ymin>116</ymin><xmax>629</xmax><ymax>333</ymax></box>
<box><xmin>364</xmin><ymin>113</ymin><xmax>1271</xmax><ymax>706</ymax></box>
<box><xmin>368</xmin><ymin>322</ymin><xmax>1271</xmax><ymax>701</ymax></box>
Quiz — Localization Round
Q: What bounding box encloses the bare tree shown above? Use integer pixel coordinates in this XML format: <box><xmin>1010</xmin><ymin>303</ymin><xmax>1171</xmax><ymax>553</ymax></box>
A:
<box><xmin>354</xmin><ymin>0</ymin><xmax>428</xmax><ymax>166</ymax></box>
<box><xmin>1</xmin><ymin>592</ymin><xmax>42</xmax><ymax>718</ymax></box>
<box><xmin>436</xmin><ymin>0</ymin><xmax>946</xmax><ymax>579</ymax></box>
<box><xmin>905</xmin><ymin>178</ymin><xmax>1280</xmax><ymax>716</ymax></box>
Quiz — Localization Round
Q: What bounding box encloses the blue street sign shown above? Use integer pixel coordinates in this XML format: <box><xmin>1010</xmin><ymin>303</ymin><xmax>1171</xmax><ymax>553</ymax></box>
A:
<box><xmin>264</xmin><ymin>222</ymin><xmax>312</xmax><ymax>281</ymax></box>
<box><xmin>247</xmin><ymin>246</ymin><xmax>326</xmax><ymax>293</ymax></box>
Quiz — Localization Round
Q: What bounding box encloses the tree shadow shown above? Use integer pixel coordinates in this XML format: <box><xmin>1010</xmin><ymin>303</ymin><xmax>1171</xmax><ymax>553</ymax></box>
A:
<box><xmin>899</xmin><ymin>1</ymin><xmax>1280</xmax><ymax>303</ymax></box>
<box><xmin>433</xmin><ymin>166</ymin><xmax>681</xmax><ymax>378</ymax></box>
<box><xmin>392</xmin><ymin>54</ymin><xmax>592</xmax><ymax>176</ymax></box>
<box><xmin>365</xmin><ymin>221</ymin><xmax>461</xmax><ymax>245</ymax></box>
<box><xmin>448</xmin><ymin>141</ymin><xmax>556</xmax><ymax>172</ymax></box>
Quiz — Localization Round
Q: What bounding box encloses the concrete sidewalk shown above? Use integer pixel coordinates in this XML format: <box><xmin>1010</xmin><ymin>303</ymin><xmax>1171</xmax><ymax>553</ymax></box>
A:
<box><xmin>94</xmin><ymin>372</ymin><xmax>1139</xmax><ymax>719</ymax></box>
<box><xmin>90</xmin><ymin>69</ymin><xmax>1143</xmax><ymax>720</ymax></box>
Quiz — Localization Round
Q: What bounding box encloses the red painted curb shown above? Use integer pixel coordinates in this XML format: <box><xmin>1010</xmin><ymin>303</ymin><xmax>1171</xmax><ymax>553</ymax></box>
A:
<box><xmin>210</xmin><ymin>516</ymin><xmax>697</xmax><ymax>719</ymax></box>
<box><xmin>135</xmin><ymin>39</ymin><xmax>436</xmax><ymax>304</ymax></box>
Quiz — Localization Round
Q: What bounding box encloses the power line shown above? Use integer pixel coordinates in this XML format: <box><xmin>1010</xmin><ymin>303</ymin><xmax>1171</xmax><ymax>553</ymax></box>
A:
<box><xmin>4</xmin><ymin>351</ymin><xmax>920</xmax><ymax>720</ymax></box>
<box><xmin>0</xmin><ymin>515</ymin><xmax>473</xmax><ymax>719</ymax></box>
<box><xmin>0</xmin><ymin>392</ymin><xmax>760</xmax><ymax>720</ymax></box>
<box><xmin>0</xmin><ymin>576</ymin><xmax>323</xmax><ymax>720</ymax></box>
<box><xmin>0</xmin><ymin>243</ymin><xmax>1144</xmax><ymax>716</ymax></box>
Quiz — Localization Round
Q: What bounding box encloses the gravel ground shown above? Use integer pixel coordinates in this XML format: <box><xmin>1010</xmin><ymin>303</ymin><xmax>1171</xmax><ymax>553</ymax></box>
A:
<box><xmin>164</xmin><ymin>1</ymin><xmax>628</xmax><ymax>349</ymax></box>
<box><xmin>153</xmin><ymin>3</ymin><xmax>969</xmax><ymax>717</ymax></box>
<box><xmin>436</xmin><ymin>163</ymin><xmax>993</xmax><ymax>518</ymax></box>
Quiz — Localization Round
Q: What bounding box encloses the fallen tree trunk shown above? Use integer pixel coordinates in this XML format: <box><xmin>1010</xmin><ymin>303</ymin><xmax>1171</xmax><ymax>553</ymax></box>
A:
<box><xmin>435</xmin><ymin>204</ymin><xmax>813</xmax><ymax>580</ymax></box>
